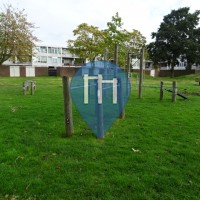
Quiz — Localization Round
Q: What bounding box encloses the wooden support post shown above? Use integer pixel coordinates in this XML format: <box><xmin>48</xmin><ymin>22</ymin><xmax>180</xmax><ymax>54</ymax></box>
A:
<box><xmin>160</xmin><ymin>81</ymin><xmax>164</xmax><ymax>100</ymax></box>
<box><xmin>22</xmin><ymin>82</ymin><xmax>26</xmax><ymax>95</ymax></box>
<box><xmin>30</xmin><ymin>81</ymin><xmax>34</xmax><ymax>95</ymax></box>
<box><xmin>118</xmin><ymin>78</ymin><xmax>125</xmax><ymax>119</ymax></box>
<box><xmin>95</xmin><ymin>80</ymin><xmax>104</xmax><ymax>139</ymax></box>
<box><xmin>126</xmin><ymin>51</ymin><xmax>130</xmax><ymax>96</ymax></box>
<box><xmin>62</xmin><ymin>76</ymin><xmax>74</xmax><ymax>137</ymax></box>
<box><xmin>114</xmin><ymin>44</ymin><xmax>125</xmax><ymax>118</ymax></box>
<box><xmin>138</xmin><ymin>47</ymin><xmax>144</xmax><ymax>99</ymax></box>
<box><xmin>114</xmin><ymin>44</ymin><xmax>118</xmax><ymax>65</ymax></box>
<box><xmin>104</xmin><ymin>48</ymin><xmax>108</xmax><ymax>61</ymax></box>
<box><xmin>172</xmin><ymin>81</ymin><xmax>177</xmax><ymax>102</ymax></box>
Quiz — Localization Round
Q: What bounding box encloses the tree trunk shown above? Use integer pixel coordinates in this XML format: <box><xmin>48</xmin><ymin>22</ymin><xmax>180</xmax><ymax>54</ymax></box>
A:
<box><xmin>170</xmin><ymin>65</ymin><xmax>175</xmax><ymax>78</ymax></box>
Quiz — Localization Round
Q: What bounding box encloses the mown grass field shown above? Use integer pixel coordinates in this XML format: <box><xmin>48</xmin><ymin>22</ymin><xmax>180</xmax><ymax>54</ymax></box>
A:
<box><xmin>0</xmin><ymin>74</ymin><xmax>200</xmax><ymax>200</ymax></box>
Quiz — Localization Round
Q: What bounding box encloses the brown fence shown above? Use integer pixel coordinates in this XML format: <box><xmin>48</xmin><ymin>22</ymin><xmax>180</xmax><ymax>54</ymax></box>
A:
<box><xmin>158</xmin><ymin>70</ymin><xmax>195</xmax><ymax>77</ymax></box>
<box><xmin>0</xmin><ymin>65</ymin><xmax>10</xmax><ymax>76</ymax></box>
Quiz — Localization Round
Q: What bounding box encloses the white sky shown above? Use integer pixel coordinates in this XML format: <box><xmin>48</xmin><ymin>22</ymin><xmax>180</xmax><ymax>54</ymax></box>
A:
<box><xmin>1</xmin><ymin>0</ymin><xmax>199</xmax><ymax>46</ymax></box>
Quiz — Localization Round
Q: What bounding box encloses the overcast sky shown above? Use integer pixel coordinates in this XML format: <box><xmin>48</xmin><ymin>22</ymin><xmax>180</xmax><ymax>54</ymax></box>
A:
<box><xmin>1</xmin><ymin>0</ymin><xmax>199</xmax><ymax>46</ymax></box>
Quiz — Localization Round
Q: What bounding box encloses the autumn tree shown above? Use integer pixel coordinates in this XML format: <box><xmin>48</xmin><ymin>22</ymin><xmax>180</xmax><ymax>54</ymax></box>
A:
<box><xmin>0</xmin><ymin>4</ymin><xmax>38</xmax><ymax>65</ymax></box>
<box><xmin>147</xmin><ymin>7</ymin><xmax>200</xmax><ymax>77</ymax></box>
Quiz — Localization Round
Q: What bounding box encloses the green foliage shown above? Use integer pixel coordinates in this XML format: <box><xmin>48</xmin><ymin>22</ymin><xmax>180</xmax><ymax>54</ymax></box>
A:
<box><xmin>67</xmin><ymin>23</ymin><xmax>106</xmax><ymax>62</ymax></box>
<box><xmin>0</xmin><ymin>4</ymin><xmax>39</xmax><ymax>65</ymax></box>
<box><xmin>0</xmin><ymin>75</ymin><xmax>200</xmax><ymax>199</ymax></box>
<box><xmin>147</xmin><ymin>7</ymin><xmax>200</xmax><ymax>76</ymax></box>
<box><xmin>67</xmin><ymin>13</ymin><xmax>146</xmax><ymax>67</ymax></box>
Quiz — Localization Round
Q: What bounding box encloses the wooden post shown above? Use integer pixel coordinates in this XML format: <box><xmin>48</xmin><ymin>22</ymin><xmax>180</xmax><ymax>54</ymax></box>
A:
<box><xmin>95</xmin><ymin>79</ymin><xmax>104</xmax><ymax>139</ymax></box>
<box><xmin>118</xmin><ymin>78</ymin><xmax>125</xmax><ymax>119</ymax></box>
<box><xmin>138</xmin><ymin>47</ymin><xmax>144</xmax><ymax>99</ymax></box>
<box><xmin>30</xmin><ymin>81</ymin><xmax>34</xmax><ymax>95</ymax></box>
<box><xmin>160</xmin><ymin>81</ymin><xmax>164</xmax><ymax>100</ymax></box>
<box><xmin>114</xmin><ymin>44</ymin><xmax>118</xmax><ymax>77</ymax></box>
<box><xmin>104</xmin><ymin>48</ymin><xmax>108</xmax><ymax>61</ymax></box>
<box><xmin>172</xmin><ymin>81</ymin><xmax>177</xmax><ymax>102</ymax></box>
<box><xmin>62</xmin><ymin>76</ymin><xmax>74</xmax><ymax>137</ymax></box>
<box><xmin>22</xmin><ymin>82</ymin><xmax>26</xmax><ymax>95</ymax></box>
<box><xmin>114</xmin><ymin>44</ymin><xmax>118</xmax><ymax>65</ymax></box>
<box><xmin>126</xmin><ymin>51</ymin><xmax>130</xmax><ymax>96</ymax></box>
<box><xmin>114</xmin><ymin>44</ymin><xmax>125</xmax><ymax>119</ymax></box>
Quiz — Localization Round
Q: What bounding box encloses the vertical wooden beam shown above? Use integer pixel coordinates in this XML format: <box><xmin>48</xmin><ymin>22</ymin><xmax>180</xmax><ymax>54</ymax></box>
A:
<box><xmin>118</xmin><ymin>78</ymin><xmax>125</xmax><ymax>119</ymax></box>
<box><xmin>30</xmin><ymin>81</ymin><xmax>34</xmax><ymax>95</ymax></box>
<box><xmin>138</xmin><ymin>47</ymin><xmax>144</xmax><ymax>99</ymax></box>
<box><xmin>114</xmin><ymin>44</ymin><xmax>118</xmax><ymax>65</ymax></box>
<box><xmin>95</xmin><ymin>80</ymin><xmax>104</xmax><ymax>139</ymax></box>
<box><xmin>114</xmin><ymin>44</ymin><xmax>118</xmax><ymax>78</ymax></box>
<box><xmin>126</xmin><ymin>51</ymin><xmax>130</xmax><ymax>96</ymax></box>
<box><xmin>22</xmin><ymin>82</ymin><xmax>26</xmax><ymax>95</ymax></box>
<box><xmin>104</xmin><ymin>48</ymin><xmax>108</xmax><ymax>61</ymax></box>
<box><xmin>62</xmin><ymin>76</ymin><xmax>74</xmax><ymax>137</ymax></box>
<box><xmin>160</xmin><ymin>81</ymin><xmax>164</xmax><ymax>100</ymax></box>
<box><xmin>172</xmin><ymin>81</ymin><xmax>177</xmax><ymax>102</ymax></box>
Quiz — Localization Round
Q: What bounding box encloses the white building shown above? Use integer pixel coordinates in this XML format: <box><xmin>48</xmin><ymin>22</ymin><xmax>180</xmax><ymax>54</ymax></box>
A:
<box><xmin>0</xmin><ymin>45</ymin><xmax>80</xmax><ymax>77</ymax></box>
<box><xmin>32</xmin><ymin>45</ymin><xmax>79</xmax><ymax>68</ymax></box>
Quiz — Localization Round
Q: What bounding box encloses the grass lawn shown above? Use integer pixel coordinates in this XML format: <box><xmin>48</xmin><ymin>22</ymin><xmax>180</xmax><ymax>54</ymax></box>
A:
<box><xmin>0</xmin><ymin>74</ymin><xmax>199</xmax><ymax>200</ymax></box>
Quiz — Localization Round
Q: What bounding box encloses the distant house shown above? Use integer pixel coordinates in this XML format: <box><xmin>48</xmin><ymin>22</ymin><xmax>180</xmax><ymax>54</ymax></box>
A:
<box><xmin>131</xmin><ymin>58</ymin><xmax>153</xmax><ymax>70</ymax></box>
<box><xmin>158</xmin><ymin>57</ymin><xmax>198</xmax><ymax>70</ymax></box>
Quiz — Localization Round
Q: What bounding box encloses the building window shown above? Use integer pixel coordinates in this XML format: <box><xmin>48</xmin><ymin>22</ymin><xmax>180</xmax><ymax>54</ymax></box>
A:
<box><xmin>40</xmin><ymin>46</ymin><xmax>47</xmax><ymax>53</ymax></box>
<box><xmin>41</xmin><ymin>56</ymin><xmax>47</xmax><ymax>63</ymax></box>
<box><xmin>57</xmin><ymin>57</ymin><xmax>61</xmax><ymax>64</ymax></box>
<box><xmin>48</xmin><ymin>47</ymin><xmax>61</xmax><ymax>54</ymax></box>
<box><xmin>52</xmin><ymin>57</ymin><xmax>57</xmax><ymax>63</ymax></box>
<box><xmin>48</xmin><ymin>57</ymin><xmax>52</xmax><ymax>63</ymax></box>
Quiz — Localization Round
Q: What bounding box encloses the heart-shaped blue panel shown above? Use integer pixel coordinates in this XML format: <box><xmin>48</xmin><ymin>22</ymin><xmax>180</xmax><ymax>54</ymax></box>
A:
<box><xmin>70</xmin><ymin>61</ymin><xmax>130</xmax><ymax>138</ymax></box>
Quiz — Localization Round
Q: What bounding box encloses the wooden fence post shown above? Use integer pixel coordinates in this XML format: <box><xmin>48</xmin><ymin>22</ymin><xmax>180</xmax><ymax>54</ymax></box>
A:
<box><xmin>22</xmin><ymin>82</ymin><xmax>26</xmax><ymax>95</ymax></box>
<box><xmin>172</xmin><ymin>81</ymin><xmax>177</xmax><ymax>102</ymax></box>
<box><xmin>30</xmin><ymin>82</ymin><xmax>34</xmax><ymax>95</ymax></box>
<box><xmin>160</xmin><ymin>81</ymin><xmax>164</xmax><ymax>100</ymax></box>
<box><xmin>118</xmin><ymin>78</ymin><xmax>125</xmax><ymax>119</ymax></box>
<box><xmin>62</xmin><ymin>76</ymin><xmax>74</xmax><ymax>137</ymax></box>
<box><xmin>138</xmin><ymin>47</ymin><xmax>144</xmax><ymax>99</ymax></box>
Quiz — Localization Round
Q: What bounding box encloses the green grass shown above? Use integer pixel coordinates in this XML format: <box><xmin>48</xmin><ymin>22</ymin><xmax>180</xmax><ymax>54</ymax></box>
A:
<box><xmin>0</xmin><ymin>74</ymin><xmax>200</xmax><ymax>200</ymax></box>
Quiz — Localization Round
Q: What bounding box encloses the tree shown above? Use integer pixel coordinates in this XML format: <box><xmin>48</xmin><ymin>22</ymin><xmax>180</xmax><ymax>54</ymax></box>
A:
<box><xmin>147</xmin><ymin>7</ymin><xmax>200</xmax><ymax>77</ymax></box>
<box><xmin>67</xmin><ymin>23</ymin><xmax>106</xmax><ymax>62</ymax></box>
<box><xmin>67</xmin><ymin>13</ymin><xmax>146</xmax><ymax>67</ymax></box>
<box><xmin>0</xmin><ymin>4</ymin><xmax>38</xmax><ymax>65</ymax></box>
<box><xmin>105</xmin><ymin>13</ymin><xmax>146</xmax><ymax>67</ymax></box>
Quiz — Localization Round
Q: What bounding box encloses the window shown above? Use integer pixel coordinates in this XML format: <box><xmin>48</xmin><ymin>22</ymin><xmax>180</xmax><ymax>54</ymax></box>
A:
<box><xmin>52</xmin><ymin>57</ymin><xmax>57</xmax><ymax>63</ymax></box>
<box><xmin>40</xmin><ymin>46</ymin><xmax>47</xmax><ymax>53</ymax></box>
<box><xmin>48</xmin><ymin>47</ymin><xmax>61</xmax><ymax>54</ymax></box>
<box><xmin>57</xmin><ymin>57</ymin><xmax>61</xmax><ymax>64</ymax></box>
<box><xmin>41</xmin><ymin>56</ymin><xmax>47</xmax><ymax>63</ymax></box>
<box><xmin>48</xmin><ymin>57</ymin><xmax>52</xmax><ymax>63</ymax></box>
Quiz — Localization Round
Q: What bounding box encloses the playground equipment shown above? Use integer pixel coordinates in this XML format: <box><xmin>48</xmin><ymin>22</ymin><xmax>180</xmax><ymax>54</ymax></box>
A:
<box><xmin>62</xmin><ymin>44</ymin><xmax>135</xmax><ymax>139</ymax></box>
<box><xmin>160</xmin><ymin>81</ymin><xmax>188</xmax><ymax>101</ymax></box>
<box><xmin>195</xmin><ymin>78</ymin><xmax>200</xmax><ymax>85</ymax></box>
<box><xmin>22</xmin><ymin>80</ymin><xmax>36</xmax><ymax>95</ymax></box>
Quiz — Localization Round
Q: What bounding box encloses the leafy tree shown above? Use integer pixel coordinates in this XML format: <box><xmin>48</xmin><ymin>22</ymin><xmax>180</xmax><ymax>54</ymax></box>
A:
<box><xmin>147</xmin><ymin>7</ymin><xmax>200</xmax><ymax>77</ymax></box>
<box><xmin>105</xmin><ymin>13</ymin><xmax>146</xmax><ymax>67</ymax></box>
<box><xmin>67</xmin><ymin>23</ymin><xmax>106</xmax><ymax>62</ymax></box>
<box><xmin>0</xmin><ymin>4</ymin><xmax>38</xmax><ymax>65</ymax></box>
<box><xmin>67</xmin><ymin>13</ymin><xmax>146</xmax><ymax>67</ymax></box>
